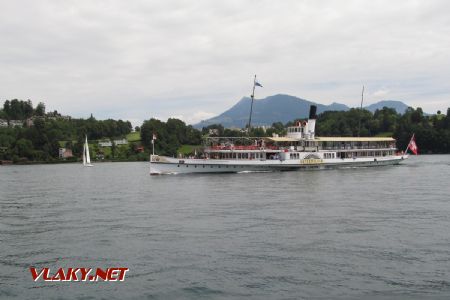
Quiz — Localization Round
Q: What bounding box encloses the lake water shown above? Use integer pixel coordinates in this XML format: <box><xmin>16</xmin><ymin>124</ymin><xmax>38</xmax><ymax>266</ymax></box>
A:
<box><xmin>1</xmin><ymin>155</ymin><xmax>450</xmax><ymax>299</ymax></box>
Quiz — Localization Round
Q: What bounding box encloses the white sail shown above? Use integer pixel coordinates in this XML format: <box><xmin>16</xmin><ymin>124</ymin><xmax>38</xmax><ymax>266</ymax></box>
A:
<box><xmin>83</xmin><ymin>135</ymin><xmax>93</xmax><ymax>167</ymax></box>
<box><xmin>82</xmin><ymin>143</ymin><xmax>86</xmax><ymax>165</ymax></box>
<box><xmin>85</xmin><ymin>136</ymin><xmax>91</xmax><ymax>164</ymax></box>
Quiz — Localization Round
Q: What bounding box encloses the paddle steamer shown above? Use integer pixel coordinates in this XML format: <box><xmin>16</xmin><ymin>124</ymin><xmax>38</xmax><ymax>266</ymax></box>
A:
<box><xmin>150</xmin><ymin>105</ymin><xmax>408</xmax><ymax>174</ymax></box>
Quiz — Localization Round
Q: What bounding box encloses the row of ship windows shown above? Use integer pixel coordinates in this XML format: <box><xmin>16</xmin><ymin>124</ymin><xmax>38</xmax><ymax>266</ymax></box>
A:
<box><xmin>290</xmin><ymin>153</ymin><xmax>300</xmax><ymax>159</ymax></box>
<box><xmin>289</xmin><ymin>151</ymin><xmax>395</xmax><ymax>160</ymax></box>
<box><xmin>210</xmin><ymin>153</ymin><xmax>264</xmax><ymax>159</ymax></box>
<box><xmin>288</xmin><ymin>127</ymin><xmax>304</xmax><ymax>133</ymax></box>
<box><xmin>340</xmin><ymin>150</ymin><xmax>395</xmax><ymax>157</ymax></box>
<box><xmin>177</xmin><ymin>164</ymin><xmax>244</xmax><ymax>168</ymax></box>
<box><xmin>323</xmin><ymin>153</ymin><xmax>336</xmax><ymax>159</ymax></box>
<box><xmin>289</xmin><ymin>153</ymin><xmax>335</xmax><ymax>159</ymax></box>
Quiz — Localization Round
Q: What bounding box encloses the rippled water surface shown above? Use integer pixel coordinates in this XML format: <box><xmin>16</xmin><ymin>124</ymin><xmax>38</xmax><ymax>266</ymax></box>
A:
<box><xmin>1</xmin><ymin>155</ymin><xmax>450</xmax><ymax>299</ymax></box>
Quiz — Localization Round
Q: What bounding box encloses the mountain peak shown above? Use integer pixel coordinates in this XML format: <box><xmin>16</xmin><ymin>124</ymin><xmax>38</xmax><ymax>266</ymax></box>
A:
<box><xmin>364</xmin><ymin>100</ymin><xmax>409</xmax><ymax>114</ymax></box>
<box><xmin>194</xmin><ymin>94</ymin><xmax>411</xmax><ymax>128</ymax></box>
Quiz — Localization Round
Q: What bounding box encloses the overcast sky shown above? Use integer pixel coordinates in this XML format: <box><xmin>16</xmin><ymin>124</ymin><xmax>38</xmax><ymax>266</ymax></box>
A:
<box><xmin>1</xmin><ymin>0</ymin><xmax>449</xmax><ymax>126</ymax></box>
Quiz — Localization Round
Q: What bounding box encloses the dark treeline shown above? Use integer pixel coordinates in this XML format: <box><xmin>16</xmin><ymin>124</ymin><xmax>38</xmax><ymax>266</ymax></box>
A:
<box><xmin>141</xmin><ymin>118</ymin><xmax>202</xmax><ymax>156</ymax></box>
<box><xmin>315</xmin><ymin>107</ymin><xmax>450</xmax><ymax>154</ymax></box>
<box><xmin>0</xmin><ymin>100</ymin><xmax>132</xmax><ymax>162</ymax></box>
<box><xmin>201</xmin><ymin>122</ymin><xmax>286</xmax><ymax>138</ymax></box>
<box><xmin>0</xmin><ymin>99</ymin><xmax>46</xmax><ymax>120</ymax></box>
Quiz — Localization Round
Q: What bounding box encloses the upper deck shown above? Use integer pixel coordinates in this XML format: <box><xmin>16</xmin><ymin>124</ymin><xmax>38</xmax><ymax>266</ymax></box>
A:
<box><xmin>204</xmin><ymin>136</ymin><xmax>397</xmax><ymax>153</ymax></box>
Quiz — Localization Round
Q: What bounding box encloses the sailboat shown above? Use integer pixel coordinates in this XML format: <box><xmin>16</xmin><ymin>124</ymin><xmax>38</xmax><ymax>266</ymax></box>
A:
<box><xmin>83</xmin><ymin>135</ymin><xmax>94</xmax><ymax>167</ymax></box>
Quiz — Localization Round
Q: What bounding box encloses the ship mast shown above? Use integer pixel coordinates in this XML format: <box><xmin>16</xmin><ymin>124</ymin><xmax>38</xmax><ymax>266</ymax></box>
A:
<box><xmin>357</xmin><ymin>85</ymin><xmax>364</xmax><ymax>137</ymax></box>
<box><xmin>247</xmin><ymin>75</ymin><xmax>257</xmax><ymax>134</ymax></box>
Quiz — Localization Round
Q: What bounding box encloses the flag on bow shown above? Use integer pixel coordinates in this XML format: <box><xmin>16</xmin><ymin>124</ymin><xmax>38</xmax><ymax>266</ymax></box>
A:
<box><xmin>406</xmin><ymin>134</ymin><xmax>418</xmax><ymax>155</ymax></box>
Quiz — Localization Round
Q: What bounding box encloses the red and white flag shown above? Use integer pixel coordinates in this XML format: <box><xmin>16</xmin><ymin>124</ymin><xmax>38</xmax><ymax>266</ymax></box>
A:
<box><xmin>407</xmin><ymin>134</ymin><xmax>418</xmax><ymax>155</ymax></box>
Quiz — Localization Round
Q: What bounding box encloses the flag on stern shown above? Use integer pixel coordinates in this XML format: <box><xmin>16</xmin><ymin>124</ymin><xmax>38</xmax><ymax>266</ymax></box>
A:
<box><xmin>407</xmin><ymin>134</ymin><xmax>418</xmax><ymax>155</ymax></box>
<box><xmin>255</xmin><ymin>81</ymin><xmax>263</xmax><ymax>87</ymax></box>
<box><xmin>152</xmin><ymin>133</ymin><xmax>157</xmax><ymax>144</ymax></box>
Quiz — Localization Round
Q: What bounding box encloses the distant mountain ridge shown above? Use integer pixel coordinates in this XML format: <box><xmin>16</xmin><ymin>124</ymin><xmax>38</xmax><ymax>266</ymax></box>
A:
<box><xmin>194</xmin><ymin>94</ymin><xmax>412</xmax><ymax>128</ymax></box>
<box><xmin>364</xmin><ymin>100</ymin><xmax>409</xmax><ymax>114</ymax></box>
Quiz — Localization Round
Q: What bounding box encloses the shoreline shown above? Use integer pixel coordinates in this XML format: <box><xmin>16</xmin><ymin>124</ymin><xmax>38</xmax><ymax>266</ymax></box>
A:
<box><xmin>1</xmin><ymin>159</ymin><xmax>148</xmax><ymax>166</ymax></box>
<box><xmin>1</xmin><ymin>153</ymin><xmax>449</xmax><ymax>166</ymax></box>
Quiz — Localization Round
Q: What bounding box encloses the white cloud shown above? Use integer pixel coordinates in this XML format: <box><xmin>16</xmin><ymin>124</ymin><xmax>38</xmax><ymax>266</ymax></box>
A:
<box><xmin>182</xmin><ymin>111</ymin><xmax>217</xmax><ymax>125</ymax></box>
<box><xmin>372</xmin><ymin>88</ymin><xmax>391</xmax><ymax>98</ymax></box>
<box><xmin>1</xmin><ymin>0</ymin><xmax>450</xmax><ymax>123</ymax></box>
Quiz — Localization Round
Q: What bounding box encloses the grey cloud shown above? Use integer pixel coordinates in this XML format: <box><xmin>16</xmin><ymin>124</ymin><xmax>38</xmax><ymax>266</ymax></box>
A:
<box><xmin>1</xmin><ymin>0</ymin><xmax>449</xmax><ymax>126</ymax></box>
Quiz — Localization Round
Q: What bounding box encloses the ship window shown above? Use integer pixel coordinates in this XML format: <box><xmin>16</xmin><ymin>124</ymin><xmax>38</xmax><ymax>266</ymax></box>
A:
<box><xmin>195</xmin><ymin>165</ymin><xmax>197</xmax><ymax>168</ymax></box>
<box><xmin>203</xmin><ymin>165</ymin><xmax>205</xmax><ymax>168</ymax></box>
<box><xmin>177</xmin><ymin>165</ymin><xmax>180</xmax><ymax>167</ymax></box>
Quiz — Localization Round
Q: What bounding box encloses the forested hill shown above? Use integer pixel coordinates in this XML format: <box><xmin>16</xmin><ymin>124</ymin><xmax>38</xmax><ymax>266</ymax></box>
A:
<box><xmin>0</xmin><ymin>99</ymin><xmax>133</xmax><ymax>162</ymax></box>
<box><xmin>315</xmin><ymin>107</ymin><xmax>450</xmax><ymax>153</ymax></box>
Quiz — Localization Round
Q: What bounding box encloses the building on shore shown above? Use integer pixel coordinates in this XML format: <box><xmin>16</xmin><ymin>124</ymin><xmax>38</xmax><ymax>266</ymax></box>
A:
<box><xmin>59</xmin><ymin>148</ymin><xmax>73</xmax><ymax>159</ymax></box>
<box><xmin>113</xmin><ymin>139</ymin><xmax>128</xmax><ymax>145</ymax></box>
<box><xmin>98</xmin><ymin>140</ymin><xmax>113</xmax><ymax>147</ymax></box>
<box><xmin>8</xmin><ymin>120</ymin><xmax>24</xmax><ymax>127</ymax></box>
<box><xmin>98</xmin><ymin>139</ymin><xmax>128</xmax><ymax>147</ymax></box>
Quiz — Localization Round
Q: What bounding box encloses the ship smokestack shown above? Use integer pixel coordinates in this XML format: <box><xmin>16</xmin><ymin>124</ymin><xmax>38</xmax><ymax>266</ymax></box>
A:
<box><xmin>309</xmin><ymin>105</ymin><xmax>317</xmax><ymax>120</ymax></box>
<box><xmin>307</xmin><ymin>105</ymin><xmax>317</xmax><ymax>139</ymax></box>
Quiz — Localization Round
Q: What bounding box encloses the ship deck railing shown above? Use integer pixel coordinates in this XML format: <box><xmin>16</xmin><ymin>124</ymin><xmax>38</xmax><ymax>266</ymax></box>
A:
<box><xmin>207</xmin><ymin>145</ymin><xmax>279</xmax><ymax>151</ymax></box>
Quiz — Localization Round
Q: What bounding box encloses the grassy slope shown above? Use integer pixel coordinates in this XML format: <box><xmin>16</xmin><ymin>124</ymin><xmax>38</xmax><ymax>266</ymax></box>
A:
<box><xmin>178</xmin><ymin>145</ymin><xmax>202</xmax><ymax>155</ymax></box>
<box><xmin>126</xmin><ymin>132</ymin><xmax>141</xmax><ymax>142</ymax></box>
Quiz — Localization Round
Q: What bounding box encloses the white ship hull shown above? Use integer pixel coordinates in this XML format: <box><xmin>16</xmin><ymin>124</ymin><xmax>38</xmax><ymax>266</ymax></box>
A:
<box><xmin>150</xmin><ymin>155</ymin><xmax>407</xmax><ymax>175</ymax></box>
